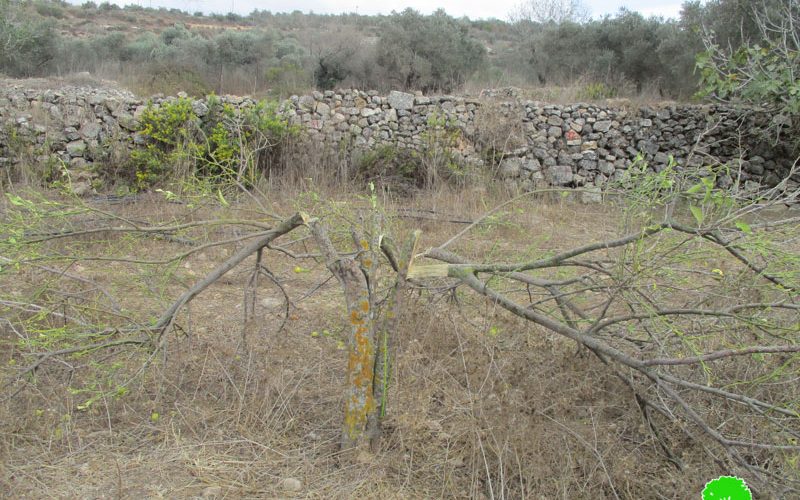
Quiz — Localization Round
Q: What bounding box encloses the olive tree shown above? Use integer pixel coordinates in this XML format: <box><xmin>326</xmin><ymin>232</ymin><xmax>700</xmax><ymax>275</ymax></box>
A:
<box><xmin>510</xmin><ymin>0</ymin><xmax>589</xmax><ymax>24</ymax></box>
<box><xmin>376</xmin><ymin>9</ymin><xmax>486</xmax><ymax>92</ymax></box>
<box><xmin>0</xmin><ymin>0</ymin><xmax>59</xmax><ymax>77</ymax></box>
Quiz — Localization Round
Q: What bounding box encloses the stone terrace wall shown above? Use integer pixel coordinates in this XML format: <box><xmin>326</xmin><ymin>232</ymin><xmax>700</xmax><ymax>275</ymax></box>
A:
<box><xmin>0</xmin><ymin>81</ymin><xmax>794</xmax><ymax>194</ymax></box>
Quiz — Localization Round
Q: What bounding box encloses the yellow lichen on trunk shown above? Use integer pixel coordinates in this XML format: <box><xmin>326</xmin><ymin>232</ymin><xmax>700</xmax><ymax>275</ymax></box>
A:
<box><xmin>342</xmin><ymin>287</ymin><xmax>376</xmax><ymax>444</ymax></box>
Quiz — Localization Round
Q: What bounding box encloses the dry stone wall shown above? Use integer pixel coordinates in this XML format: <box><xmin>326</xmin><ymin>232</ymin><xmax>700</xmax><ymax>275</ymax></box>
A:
<box><xmin>0</xmin><ymin>81</ymin><xmax>794</xmax><ymax>194</ymax></box>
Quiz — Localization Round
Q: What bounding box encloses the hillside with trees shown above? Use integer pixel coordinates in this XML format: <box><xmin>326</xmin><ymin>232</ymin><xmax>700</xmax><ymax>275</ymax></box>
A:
<box><xmin>0</xmin><ymin>0</ymin><xmax>786</xmax><ymax>100</ymax></box>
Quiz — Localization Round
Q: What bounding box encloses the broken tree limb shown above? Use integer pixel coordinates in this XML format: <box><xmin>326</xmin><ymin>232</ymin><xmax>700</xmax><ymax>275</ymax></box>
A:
<box><xmin>152</xmin><ymin>212</ymin><xmax>309</xmax><ymax>333</ymax></box>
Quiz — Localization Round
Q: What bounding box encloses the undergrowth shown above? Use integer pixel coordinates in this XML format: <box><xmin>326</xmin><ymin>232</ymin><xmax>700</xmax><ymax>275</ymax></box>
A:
<box><xmin>0</xmin><ymin>159</ymin><xmax>798</xmax><ymax>498</ymax></box>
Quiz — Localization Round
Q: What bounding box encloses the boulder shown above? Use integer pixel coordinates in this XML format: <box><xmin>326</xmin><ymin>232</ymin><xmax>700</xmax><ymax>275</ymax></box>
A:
<box><xmin>547</xmin><ymin>165</ymin><xmax>574</xmax><ymax>185</ymax></box>
<box><xmin>388</xmin><ymin>91</ymin><xmax>415</xmax><ymax>111</ymax></box>
<box><xmin>298</xmin><ymin>95</ymin><xmax>316</xmax><ymax>111</ymax></box>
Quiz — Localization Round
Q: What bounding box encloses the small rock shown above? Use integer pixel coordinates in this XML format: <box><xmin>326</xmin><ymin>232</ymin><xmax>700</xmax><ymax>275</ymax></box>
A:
<box><xmin>69</xmin><ymin>157</ymin><xmax>89</xmax><ymax>170</ymax></box>
<box><xmin>70</xmin><ymin>180</ymin><xmax>94</xmax><ymax>197</ymax></box>
<box><xmin>316</xmin><ymin>102</ymin><xmax>330</xmax><ymax>116</ymax></box>
<box><xmin>522</xmin><ymin>158</ymin><xmax>541</xmax><ymax>172</ymax></box>
<box><xmin>298</xmin><ymin>95</ymin><xmax>316</xmax><ymax>112</ymax></box>
<box><xmin>202</xmin><ymin>486</ymin><xmax>223</xmax><ymax>497</ymax></box>
<box><xmin>66</xmin><ymin>140</ymin><xmax>87</xmax><ymax>157</ymax></box>
<box><xmin>498</xmin><ymin>158</ymin><xmax>522</xmax><ymax>178</ymax></box>
<box><xmin>192</xmin><ymin>101</ymin><xmax>209</xmax><ymax>117</ymax></box>
<box><xmin>653</xmin><ymin>152</ymin><xmax>670</xmax><ymax>164</ymax></box>
<box><xmin>282</xmin><ymin>478</ymin><xmax>302</xmax><ymax>492</ymax></box>
<box><xmin>593</xmin><ymin>120</ymin><xmax>612</xmax><ymax>133</ymax></box>
<box><xmin>79</xmin><ymin>121</ymin><xmax>102</xmax><ymax>140</ymax></box>
<box><xmin>764</xmin><ymin>172</ymin><xmax>781</xmax><ymax>187</ymax></box>
<box><xmin>117</xmin><ymin>114</ymin><xmax>138</xmax><ymax>131</ymax></box>
<box><xmin>260</xmin><ymin>297</ymin><xmax>282</xmax><ymax>308</ymax></box>
<box><xmin>547</xmin><ymin>115</ymin><xmax>563</xmax><ymax>127</ymax></box>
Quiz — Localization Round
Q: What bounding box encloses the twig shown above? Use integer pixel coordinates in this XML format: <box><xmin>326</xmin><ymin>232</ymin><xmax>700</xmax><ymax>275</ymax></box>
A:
<box><xmin>151</xmin><ymin>212</ymin><xmax>309</xmax><ymax>336</ymax></box>
<box><xmin>642</xmin><ymin>345</ymin><xmax>800</xmax><ymax>366</ymax></box>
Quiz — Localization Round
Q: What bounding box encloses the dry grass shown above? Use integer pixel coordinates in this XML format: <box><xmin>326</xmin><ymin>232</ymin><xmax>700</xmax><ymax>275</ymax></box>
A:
<box><xmin>0</xmin><ymin>184</ymin><xmax>793</xmax><ymax>499</ymax></box>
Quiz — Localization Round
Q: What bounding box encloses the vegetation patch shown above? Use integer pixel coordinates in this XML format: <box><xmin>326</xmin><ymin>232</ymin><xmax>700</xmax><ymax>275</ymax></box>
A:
<box><xmin>129</xmin><ymin>95</ymin><xmax>299</xmax><ymax>189</ymax></box>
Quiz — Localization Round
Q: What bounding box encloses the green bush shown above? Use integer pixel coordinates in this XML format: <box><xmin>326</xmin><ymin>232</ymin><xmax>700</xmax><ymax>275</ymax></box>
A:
<box><xmin>130</xmin><ymin>96</ymin><xmax>299</xmax><ymax>189</ymax></box>
<box><xmin>130</xmin><ymin>97</ymin><xmax>200</xmax><ymax>187</ymax></box>
<box><xmin>0</xmin><ymin>0</ymin><xmax>60</xmax><ymax>77</ymax></box>
<box><xmin>694</xmin><ymin>0</ymin><xmax>800</xmax><ymax>151</ymax></box>
<box><xmin>265</xmin><ymin>61</ymin><xmax>309</xmax><ymax>97</ymax></box>
<box><xmin>376</xmin><ymin>9</ymin><xmax>486</xmax><ymax>92</ymax></box>
<box><xmin>34</xmin><ymin>1</ymin><xmax>65</xmax><ymax>19</ymax></box>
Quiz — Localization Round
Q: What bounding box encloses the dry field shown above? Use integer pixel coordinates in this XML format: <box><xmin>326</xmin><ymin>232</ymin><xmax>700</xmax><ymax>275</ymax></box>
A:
<box><xmin>0</xmin><ymin>183</ymin><xmax>798</xmax><ymax>499</ymax></box>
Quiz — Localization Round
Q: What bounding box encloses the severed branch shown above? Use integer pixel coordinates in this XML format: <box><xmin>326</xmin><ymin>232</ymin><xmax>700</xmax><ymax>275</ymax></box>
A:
<box><xmin>20</xmin><ymin>219</ymin><xmax>273</xmax><ymax>243</ymax></box>
<box><xmin>414</xmin><ymin>206</ymin><xmax>800</xmax><ymax>490</ymax></box>
<box><xmin>151</xmin><ymin>212</ymin><xmax>310</xmax><ymax>339</ymax></box>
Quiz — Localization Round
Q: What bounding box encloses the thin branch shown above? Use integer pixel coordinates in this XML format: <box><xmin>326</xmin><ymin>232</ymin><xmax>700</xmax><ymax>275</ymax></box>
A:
<box><xmin>8</xmin><ymin>336</ymin><xmax>149</xmax><ymax>387</ymax></box>
<box><xmin>643</xmin><ymin>345</ymin><xmax>800</xmax><ymax>367</ymax></box>
<box><xmin>21</xmin><ymin>219</ymin><xmax>273</xmax><ymax>244</ymax></box>
<box><xmin>152</xmin><ymin>212</ymin><xmax>309</xmax><ymax>332</ymax></box>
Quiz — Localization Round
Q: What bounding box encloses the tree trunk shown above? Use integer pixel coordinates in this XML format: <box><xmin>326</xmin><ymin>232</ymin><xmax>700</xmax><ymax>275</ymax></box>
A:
<box><xmin>310</xmin><ymin>221</ymin><xmax>377</xmax><ymax>450</ymax></box>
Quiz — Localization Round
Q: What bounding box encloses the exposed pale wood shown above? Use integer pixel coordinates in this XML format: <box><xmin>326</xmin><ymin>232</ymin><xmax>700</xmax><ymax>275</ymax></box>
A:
<box><xmin>406</xmin><ymin>263</ymin><xmax>450</xmax><ymax>279</ymax></box>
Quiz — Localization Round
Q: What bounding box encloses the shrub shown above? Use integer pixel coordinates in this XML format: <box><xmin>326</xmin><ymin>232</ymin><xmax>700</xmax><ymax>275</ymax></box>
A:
<box><xmin>265</xmin><ymin>61</ymin><xmax>309</xmax><ymax>97</ymax></box>
<box><xmin>34</xmin><ymin>2</ymin><xmax>65</xmax><ymax>19</ymax></box>
<box><xmin>695</xmin><ymin>0</ymin><xmax>800</xmax><ymax>154</ymax></box>
<box><xmin>356</xmin><ymin>112</ymin><xmax>470</xmax><ymax>193</ymax></box>
<box><xmin>419</xmin><ymin>111</ymin><xmax>471</xmax><ymax>188</ymax></box>
<box><xmin>0</xmin><ymin>1</ymin><xmax>60</xmax><ymax>77</ymax></box>
<box><xmin>357</xmin><ymin>144</ymin><xmax>422</xmax><ymax>192</ymax></box>
<box><xmin>201</xmin><ymin>96</ymin><xmax>300</xmax><ymax>181</ymax></box>
<box><xmin>98</xmin><ymin>2</ymin><xmax>119</xmax><ymax>11</ymax></box>
<box><xmin>579</xmin><ymin>82</ymin><xmax>618</xmax><ymax>100</ymax></box>
<box><xmin>130</xmin><ymin>96</ymin><xmax>299</xmax><ymax>189</ymax></box>
<box><xmin>376</xmin><ymin>9</ymin><xmax>486</xmax><ymax>92</ymax></box>
<box><xmin>130</xmin><ymin>98</ymin><xmax>201</xmax><ymax>187</ymax></box>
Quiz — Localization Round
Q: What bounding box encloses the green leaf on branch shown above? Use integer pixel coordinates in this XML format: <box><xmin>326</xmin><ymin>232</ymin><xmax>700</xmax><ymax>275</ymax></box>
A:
<box><xmin>690</xmin><ymin>205</ymin><xmax>704</xmax><ymax>225</ymax></box>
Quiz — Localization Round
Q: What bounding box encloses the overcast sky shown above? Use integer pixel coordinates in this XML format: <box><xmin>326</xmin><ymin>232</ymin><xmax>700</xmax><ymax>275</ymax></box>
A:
<box><xmin>70</xmin><ymin>0</ymin><xmax>685</xmax><ymax>21</ymax></box>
